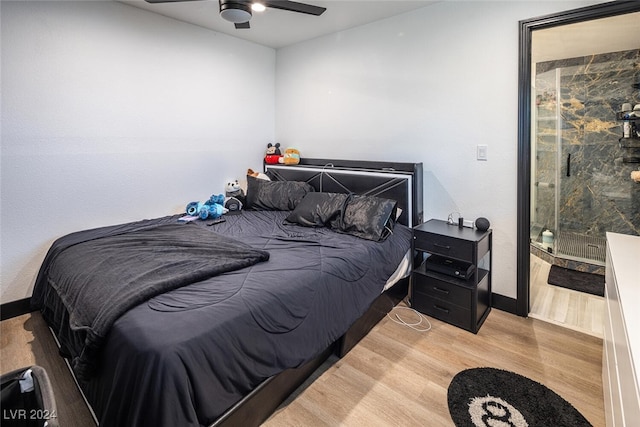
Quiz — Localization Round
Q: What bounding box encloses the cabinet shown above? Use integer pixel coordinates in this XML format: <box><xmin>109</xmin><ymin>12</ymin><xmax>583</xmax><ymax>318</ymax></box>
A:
<box><xmin>410</xmin><ymin>219</ymin><xmax>492</xmax><ymax>333</ymax></box>
<box><xmin>603</xmin><ymin>232</ymin><xmax>640</xmax><ymax>427</ymax></box>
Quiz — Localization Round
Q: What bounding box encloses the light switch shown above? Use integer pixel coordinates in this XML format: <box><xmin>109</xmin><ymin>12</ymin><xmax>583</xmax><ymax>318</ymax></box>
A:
<box><xmin>477</xmin><ymin>144</ymin><xmax>488</xmax><ymax>161</ymax></box>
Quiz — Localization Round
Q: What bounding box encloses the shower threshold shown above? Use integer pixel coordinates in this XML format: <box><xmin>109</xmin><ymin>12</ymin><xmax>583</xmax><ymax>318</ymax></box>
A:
<box><xmin>555</xmin><ymin>231</ymin><xmax>606</xmax><ymax>265</ymax></box>
<box><xmin>530</xmin><ymin>230</ymin><xmax>606</xmax><ymax>271</ymax></box>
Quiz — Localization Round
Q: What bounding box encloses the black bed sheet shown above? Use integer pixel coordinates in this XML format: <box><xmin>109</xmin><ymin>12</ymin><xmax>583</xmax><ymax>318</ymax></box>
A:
<box><xmin>33</xmin><ymin>210</ymin><xmax>412</xmax><ymax>427</ymax></box>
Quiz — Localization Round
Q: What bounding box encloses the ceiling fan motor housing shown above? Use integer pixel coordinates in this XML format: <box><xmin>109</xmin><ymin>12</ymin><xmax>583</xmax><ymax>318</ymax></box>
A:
<box><xmin>219</xmin><ymin>0</ymin><xmax>252</xmax><ymax>23</ymax></box>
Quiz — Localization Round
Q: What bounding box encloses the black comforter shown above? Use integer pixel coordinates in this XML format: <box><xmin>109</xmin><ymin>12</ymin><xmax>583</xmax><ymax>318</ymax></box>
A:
<box><xmin>34</xmin><ymin>222</ymin><xmax>269</xmax><ymax>381</ymax></box>
<box><xmin>32</xmin><ymin>211</ymin><xmax>412</xmax><ymax>427</ymax></box>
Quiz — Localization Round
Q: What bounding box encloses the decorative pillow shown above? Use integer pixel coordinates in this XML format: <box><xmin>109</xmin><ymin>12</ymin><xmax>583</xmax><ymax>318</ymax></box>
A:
<box><xmin>285</xmin><ymin>193</ymin><xmax>349</xmax><ymax>227</ymax></box>
<box><xmin>245</xmin><ymin>175</ymin><xmax>314</xmax><ymax>211</ymax></box>
<box><xmin>338</xmin><ymin>195</ymin><xmax>398</xmax><ymax>241</ymax></box>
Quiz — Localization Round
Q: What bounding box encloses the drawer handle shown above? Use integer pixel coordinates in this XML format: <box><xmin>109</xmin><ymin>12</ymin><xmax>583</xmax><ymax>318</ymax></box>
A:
<box><xmin>433</xmin><ymin>286</ymin><xmax>450</xmax><ymax>295</ymax></box>
<box><xmin>434</xmin><ymin>304</ymin><xmax>449</xmax><ymax>314</ymax></box>
<box><xmin>433</xmin><ymin>243</ymin><xmax>451</xmax><ymax>251</ymax></box>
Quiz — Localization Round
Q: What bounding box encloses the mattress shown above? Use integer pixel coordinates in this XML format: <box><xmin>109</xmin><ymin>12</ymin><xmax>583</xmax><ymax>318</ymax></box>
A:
<box><xmin>32</xmin><ymin>210</ymin><xmax>412</xmax><ymax>427</ymax></box>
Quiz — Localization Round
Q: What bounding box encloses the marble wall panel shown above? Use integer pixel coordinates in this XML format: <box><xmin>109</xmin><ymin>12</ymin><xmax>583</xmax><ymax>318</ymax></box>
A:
<box><xmin>534</xmin><ymin>49</ymin><xmax>640</xmax><ymax>241</ymax></box>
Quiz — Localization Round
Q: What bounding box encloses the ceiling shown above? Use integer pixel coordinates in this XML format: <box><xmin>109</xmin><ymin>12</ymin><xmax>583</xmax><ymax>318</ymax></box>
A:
<box><xmin>118</xmin><ymin>0</ymin><xmax>438</xmax><ymax>48</ymax></box>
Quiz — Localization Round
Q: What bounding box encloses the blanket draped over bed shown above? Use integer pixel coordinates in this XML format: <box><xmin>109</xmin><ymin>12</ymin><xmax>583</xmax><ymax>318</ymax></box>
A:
<box><xmin>32</xmin><ymin>211</ymin><xmax>412</xmax><ymax>427</ymax></box>
<box><xmin>33</xmin><ymin>222</ymin><xmax>269</xmax><ymax>381</ymax></box>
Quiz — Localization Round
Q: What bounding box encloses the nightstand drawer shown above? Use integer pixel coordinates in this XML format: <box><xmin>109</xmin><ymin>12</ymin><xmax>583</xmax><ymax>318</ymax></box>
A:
<box><xmin>411</xmin><ymin>294</ymin><xmax>471</xmax><ymax>331</ymax></box>
<box><xmin>412</xmin><ymin>273</ymin><xmax>472</xmax><ymax>308</ymax></box>
<box><xmin>414</xmin><ymin>232</ymin><xmax>473</xmax><ymax>262</ymax></box>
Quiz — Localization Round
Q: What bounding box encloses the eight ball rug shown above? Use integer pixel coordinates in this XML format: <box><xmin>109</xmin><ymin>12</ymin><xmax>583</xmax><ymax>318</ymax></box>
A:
<box><xmin>447</xmin><ymin>367</ymin><xmax>592</xmax><ymax>427</ymax></box>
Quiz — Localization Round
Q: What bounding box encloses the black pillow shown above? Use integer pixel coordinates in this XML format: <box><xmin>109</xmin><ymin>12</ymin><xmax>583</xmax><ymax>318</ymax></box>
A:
<box><xmin>285</xmin><ymin>193</ymin><xmax>349</xmax><ymax>227</ymax></box>
<box><xmin>286</xmin><ymin>192</ymin><xmax>398</xmax><ymax>242</ymax></box>
<box><xmin>338</xmin><ymin>195</ymin><xmax>398</xmax><ymax>241</ymax></box>
<box><xmin>245</xmin><ymin>175</ymin><xmax>314</xmax><ymax>211</ymax></box>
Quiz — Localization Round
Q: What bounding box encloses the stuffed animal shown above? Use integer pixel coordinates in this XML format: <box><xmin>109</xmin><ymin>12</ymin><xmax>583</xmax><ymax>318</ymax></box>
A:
<box><xmin>185</xmin><ymin>201</ymin><xmax>202</xmax><ymax>216</ymax></box>
<box><xmin>264</xmin><ymin>143</ymin><xmax>283</xmax><ymax>164</ymax></box>
<box><xmin>224</xmin><ymin>180</ymin><xmax>245</xmax><ymax>211</ymax></box>
<box><xmin>247</xmin><ymin>168</ymin><xmax>270</xmax><ymax>180</ymax></box>
<box><xmin>185</xmin><ymin>194</ymin><xmax>227</xmax><ymax>220</ymax></box>
<box><xmin>208</xmin><ymin>194</ymin><xmax>225</xmax><ymax>205</ymax></box>
<box><xmin>280</xmin><ymin>147</ymin><xmax>300</xmax><ymax>165</ymax></box>
<box><xmin>267</xmin><ymin>142</ymin><xmax>281</xmax><ymax>155</ymax></box>
<box><xmin>225</xmin><ymin>180</ymin><xmax>245</xmax><ymax>199</ymax></box>
<box><xmin>225</xmin><ymin>197</ymin><xmax>243</xmax><ymax>212</ymax></box>
<box><xmin>197</xmin><ymin>203</ymin><xmax>225</xmax><ymax>220</ymax></box>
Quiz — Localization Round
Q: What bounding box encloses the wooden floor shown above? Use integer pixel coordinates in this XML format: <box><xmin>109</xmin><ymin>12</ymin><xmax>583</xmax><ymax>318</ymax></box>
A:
<box><xmin>529</xmin><ymin>253</ymin><xmax>605</xmax><ymax>338</ymax></box>
<box><xmin>1</xmin><ymin>306</ymin><xmax>604</xmax><ymax>427</ymax></box>
<box><xmin>0</xmin><ymin>312</ymin><xmax>96</xmax><ymax>426</ymax></box>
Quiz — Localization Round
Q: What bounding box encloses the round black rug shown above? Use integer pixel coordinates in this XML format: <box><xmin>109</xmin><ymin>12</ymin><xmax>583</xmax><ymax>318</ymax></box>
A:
<box><xmin>447</xmin><ymin>367</ymin><xmax>592</xmax><ymax>427</ymax></box>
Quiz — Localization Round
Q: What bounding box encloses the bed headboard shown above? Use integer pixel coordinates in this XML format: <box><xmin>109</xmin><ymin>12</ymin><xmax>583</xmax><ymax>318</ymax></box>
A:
<box><xmin>265</xmin><ymin>158</ymin><xmax>423</xmax><ymax>228</ymax></box>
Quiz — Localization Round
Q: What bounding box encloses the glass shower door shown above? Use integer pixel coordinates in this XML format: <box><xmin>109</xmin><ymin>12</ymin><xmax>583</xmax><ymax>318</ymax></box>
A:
<box><xmin>531</xmin><ymin>68</ymin><xmax>559</xmax><ymax>254</ymax></box>
<box><xmin>554</xmin><ymin>63</ymin><xmax>606</xmax><ymax>263</ymax></box>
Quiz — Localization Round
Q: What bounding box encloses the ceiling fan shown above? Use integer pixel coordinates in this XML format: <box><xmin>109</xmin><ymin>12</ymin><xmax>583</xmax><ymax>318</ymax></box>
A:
<box><xmin>144</xmin><ymin>0</ymin><xmax>327</xmax><ymax>29</ymax></box>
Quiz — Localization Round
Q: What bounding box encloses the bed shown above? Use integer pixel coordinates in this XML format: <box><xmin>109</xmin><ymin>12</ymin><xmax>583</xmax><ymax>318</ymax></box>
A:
<box><xmin>31</xmin><ymin>158</ymin><xmax>423</xmax><ymax>427</ymax></box>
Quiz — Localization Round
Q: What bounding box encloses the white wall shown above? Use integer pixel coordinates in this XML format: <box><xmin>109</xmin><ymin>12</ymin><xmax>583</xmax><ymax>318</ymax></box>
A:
<box><xmin>1</xmin><ymin>0</ymin><xmax>606</xmax><ymax>305</ymax></box>
<box><xmin>275</xmin><ymin>0</ymin><xmax>602</xmax><ymax>299</ymax></box>
<box><xmin>0</xmin><ymin>1</ymin><xmax>275</xmax><ymax>303</ymax></box>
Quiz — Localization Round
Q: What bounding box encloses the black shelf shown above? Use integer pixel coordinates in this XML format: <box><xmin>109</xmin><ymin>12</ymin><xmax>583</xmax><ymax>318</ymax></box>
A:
<box><xmin>619</xmin><ymin>137</ymin><xmax>640</xmax><ymax>148</ymax></box>
<box><xmin>414</xmin><ymin>263</ymin><xmax>490</xmax><ymax>289</ymax></box>
<box><xmin>616</xmin><ymin>111</ymin><xmax>640</xmax><ymax>121</ymax></box>
<box><xmin>622</xmin><ymin>157</ymin><xmax>640</xmax><ymax>164</ymax></box>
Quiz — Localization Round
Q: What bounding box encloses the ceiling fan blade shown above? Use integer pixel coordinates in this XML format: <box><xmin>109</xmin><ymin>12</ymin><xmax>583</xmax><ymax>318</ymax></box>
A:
<box><xmin>235</xmin><ymin>21</ymin><xmax>251</xmax><ymax>29</ymax></box>
<box><xmin>263</xmin><ymin>0</ymin><xmax>326</xmax><ymax>16</ymax></box>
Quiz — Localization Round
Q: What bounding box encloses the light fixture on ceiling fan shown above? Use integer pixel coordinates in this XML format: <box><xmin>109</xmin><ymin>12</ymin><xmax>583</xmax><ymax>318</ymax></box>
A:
<box><xmin>144</xmin><ymin>0</ymin><xmax>326</xmax><ymax>29</ymax></box>
<box><xmin>219</xmin><ymin>1</ymin><xmax>252</xmax><ymax>24</ymax></box>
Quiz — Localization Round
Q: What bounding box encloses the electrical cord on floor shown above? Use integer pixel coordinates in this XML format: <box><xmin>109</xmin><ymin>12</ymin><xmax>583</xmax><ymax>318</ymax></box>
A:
<box><xmin>386</xmin><ymin>297</ymin><xmax>431</xmax><ymax>332</ymax></box>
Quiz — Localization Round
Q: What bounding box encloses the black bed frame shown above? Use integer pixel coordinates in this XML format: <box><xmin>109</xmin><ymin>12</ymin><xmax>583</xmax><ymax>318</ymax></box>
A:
<box><xmin>212</xmin><ymin>158</ymin><xmax>423</xmax><ymax>427</ymax></box>
<box><xmin>52</xmin><ymin>159</ymin><xmax>423</xmax><ymax>427</ymax></box>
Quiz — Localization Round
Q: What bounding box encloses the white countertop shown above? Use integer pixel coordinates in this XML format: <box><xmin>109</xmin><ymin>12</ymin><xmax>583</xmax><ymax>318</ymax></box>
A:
<box><xmin>607</xmin><ymin>232</ymin><xmax>640</xmax><ymax>381</ymax></box>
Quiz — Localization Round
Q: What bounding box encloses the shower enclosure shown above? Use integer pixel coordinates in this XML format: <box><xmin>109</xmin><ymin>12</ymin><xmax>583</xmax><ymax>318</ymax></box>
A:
<box><xmin>530</xmin><ymin>49</ymin><xmax>640</xmax><ymax>266</ymax></box>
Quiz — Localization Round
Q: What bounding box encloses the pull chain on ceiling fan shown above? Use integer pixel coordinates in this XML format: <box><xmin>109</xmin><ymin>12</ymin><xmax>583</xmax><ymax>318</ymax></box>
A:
<box><xmin>144</xmin><ymin>0</ymin><xmax>326</xmax><ymax>29</ymax></box>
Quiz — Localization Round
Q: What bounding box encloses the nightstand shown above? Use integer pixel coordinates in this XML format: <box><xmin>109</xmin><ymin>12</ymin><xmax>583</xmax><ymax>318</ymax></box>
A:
<box><xmin>411</xmin><ymin>219</ymin><xmax>492</xmax><ymax>333</ymax></box>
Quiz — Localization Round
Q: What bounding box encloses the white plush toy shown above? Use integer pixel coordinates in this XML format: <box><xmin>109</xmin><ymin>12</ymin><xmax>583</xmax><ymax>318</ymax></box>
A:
<box><xmin>225</xmin><ymin>180</ymin><xmax>244</xmax><ymax>199</ymax></box>
<box><xmin>224</xmin><ymin>180</ymin><xmax>245</xmax><ymax>211</ymax></box>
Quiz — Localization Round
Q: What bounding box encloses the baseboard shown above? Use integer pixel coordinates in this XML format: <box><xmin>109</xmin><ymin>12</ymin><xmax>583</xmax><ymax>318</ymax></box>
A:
<box><xmin>1</xmin><ymin>297</ymin><xmax>35</xmax><ymax>321</ymax></box>
<box><xmin>492</xmin><ymin>293</ymin><xmax>519</xmax><ymax>316</ymax></box>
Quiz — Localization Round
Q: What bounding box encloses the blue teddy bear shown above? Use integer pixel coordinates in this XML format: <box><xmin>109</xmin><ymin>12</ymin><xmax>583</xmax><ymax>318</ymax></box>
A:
<box><xmin>186</xmin><ymin>194</ymin><xmax>226</xmax><ymax>220</ymax></box>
